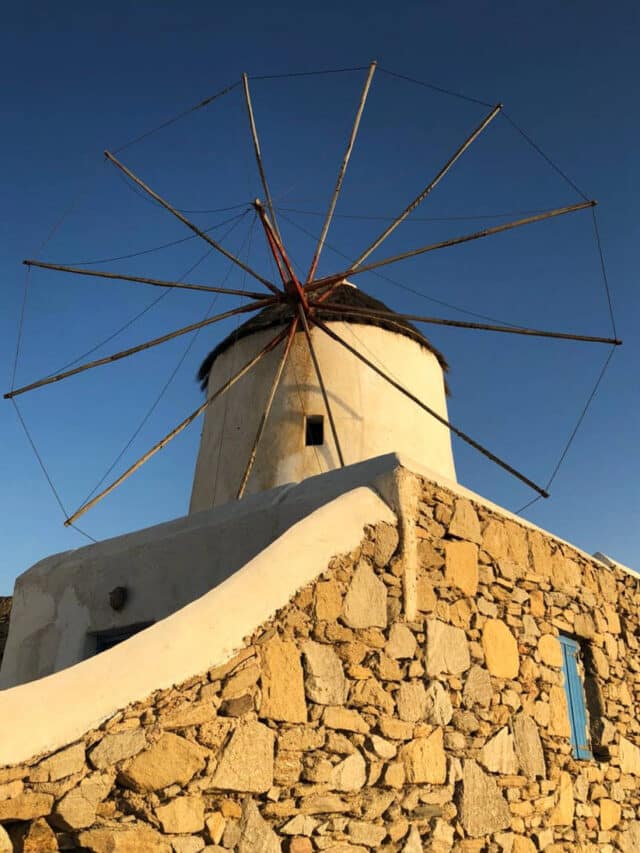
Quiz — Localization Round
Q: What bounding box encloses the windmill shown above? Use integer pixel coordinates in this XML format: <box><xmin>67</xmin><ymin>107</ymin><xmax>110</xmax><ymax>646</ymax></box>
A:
<box><xmin>5</xmin><ymin>62</ymin><xmax>620</xmax><ymax>530</ymax></box>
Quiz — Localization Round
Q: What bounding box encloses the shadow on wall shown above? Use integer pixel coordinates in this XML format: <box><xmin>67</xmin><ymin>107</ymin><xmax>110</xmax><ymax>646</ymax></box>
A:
<box><xmin>0</xmin><ymin>598</ymin><xmax>11</xmax><ymax>667</ymax></box>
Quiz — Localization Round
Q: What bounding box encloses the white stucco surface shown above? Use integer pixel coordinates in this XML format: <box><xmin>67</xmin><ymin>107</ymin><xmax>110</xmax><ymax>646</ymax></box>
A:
<box><xmin>190</xmin><ymin>321</ymin><xmax>455</xmax><ymax>511</ymax></box>
<box><xmin>0</xmin><ymin>484</ymin><xmax>395</xmax><ymax>768</ymax></box>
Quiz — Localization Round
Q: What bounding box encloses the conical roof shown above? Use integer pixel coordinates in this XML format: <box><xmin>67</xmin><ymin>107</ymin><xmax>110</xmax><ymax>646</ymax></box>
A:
<box><xmin>197</xmin><ymin>283</ymin><xmax>448</xmax><ymax>391</ymax></box>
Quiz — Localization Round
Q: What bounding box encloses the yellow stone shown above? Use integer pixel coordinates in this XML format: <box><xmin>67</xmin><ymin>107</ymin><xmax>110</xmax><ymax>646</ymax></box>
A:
<box><xmin>538</xmin><ymin>635</ymin><xmax>562</xmax><ymax>667</ymax></box>
<box><xmin>599</xmin><ymin>798</ymin><xmax>621</xmax><ymax>830</ymax></box>
<box><xmin>504</xmin><ymin>520</ymin><xmax>529</xmax><ymax>568</ymax></box>
<box><xmin>482</xmin><ymin>520</ymin><xmax>510</xmax><ymax>561</ymax></box>
<box><xmin>528</xmin><ymin>529</ymin><xmax>552</xmax><ymax>577</ymax></box>
<box><xmin>549</xmin><ymin>771</ymin><xmax>574</xmax><ymax>826</ymax></box>
<box><xmin>445</xmin><ymin>541</ymin><xmax>478</xmax><ymax>596</ymax></box>
<box><xmin>482</xmin><ymin>619</ymin><xmax>519</xmax><ymax>679</ymax></box>
<box><xmin>512</xmin><ymin>837</ymin><xmax>536</xmax><ymax>853</ymax></box>
<box><xmin>315</xmin><ymin>580</ymin><xmax>343</xmax><ymax>621</ymax></box>
<box><xmin>529</xmin><ymin>590</ymin><xmax>545</xmax><ymax>617</ymax></box>
<box><xmin>548</xmin><ymin>686</ymin><xmax>571</xmax><ymax>737</ymax></box>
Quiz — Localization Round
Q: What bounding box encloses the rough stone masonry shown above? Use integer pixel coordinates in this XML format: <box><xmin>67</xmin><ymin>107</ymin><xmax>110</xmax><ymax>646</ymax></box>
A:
<box><xmin>0</xmin><ymin>475</ymin><xmax>638</xmax><ymax>852</ymax></box>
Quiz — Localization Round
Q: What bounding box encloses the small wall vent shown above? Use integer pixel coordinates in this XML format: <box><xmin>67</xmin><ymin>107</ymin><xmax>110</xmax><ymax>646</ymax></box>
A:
<box><xmin>305</xmin><ymin>415</ymin><xmax>324</xmax><ymax>446</ymax></box>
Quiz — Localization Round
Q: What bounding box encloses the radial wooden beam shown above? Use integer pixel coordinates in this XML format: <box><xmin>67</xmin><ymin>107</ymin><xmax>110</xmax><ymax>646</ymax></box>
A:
<box><xmin>351</xmin><ymin>103</ymin><xmax>502</xmax><ymax>269</ymax></box>
<box><xmin>242</xmin><ymin>73</ymin><xmax>281</xmax><ymax>241</ymax></box>
<box><xmin>103</xmin><ymin>150</ymin><xmax>280</xmax><ymax>295</ymax></box>
<box><xmin>237</xmin><ymin>318</ymin><xmax>298</xmax><ymax>499</ymax></box>
<box><xmin>23</xmin><ymin>260</ymin><xmax>270</xmax><ymax>300</ymax></box>
<box><xmin>310</xmin><ymin>301</ymin><xmax>622</xmax><ymax>346</ymax></box>
<box><xmin>306</xmin><ymin>61</ymin><xmax>377</xmax><ymax>282</ymax></box>
<box><xmin>4</xmin><ymin>297</ymin><xmax>279</xmax><ymax>399</ymax></box>
<box><xmin>307</xmin><ymin>200</ymin><xmax>597</xmax><ymax>287</ymax></box>
<box><xmin>298</xmin><ymin>305</ymin><xmax>345</xmax><ymax>467</ymax></box>
<box><xmin>64</xmin><ymin>326</ymin><xmax>290</xmax><ymax>526</ymax></box>
<box><xmin>254</xmin><ymin>199</ymin><xmax>308</xmax><ymax>307</ymax></box>
<box><xmin>313</xmin><ymin>315</ymin><xmax>549</xmax><ymax>498</ymax></box>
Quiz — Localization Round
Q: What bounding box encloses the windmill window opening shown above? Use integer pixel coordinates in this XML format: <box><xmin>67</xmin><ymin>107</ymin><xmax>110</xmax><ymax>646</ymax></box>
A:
<box><xmin>306</xmin><ymin>415</ymin><xmax>324</xmax><ymax>446</ymax></box>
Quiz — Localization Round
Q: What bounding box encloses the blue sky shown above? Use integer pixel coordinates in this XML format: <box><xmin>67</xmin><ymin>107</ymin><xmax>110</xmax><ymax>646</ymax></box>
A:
<box><xmin>1</xmin><ymin>1</ymin><xmax>638</xmax><ymax>594</ymax></box>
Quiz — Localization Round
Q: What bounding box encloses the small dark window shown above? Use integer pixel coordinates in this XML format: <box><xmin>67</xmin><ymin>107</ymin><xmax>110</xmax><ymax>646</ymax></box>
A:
<box><xmin>305</xmin><ymin>415</ymin><xmax>324</xmax><ymax>446</ymax></box>
<box><xmin>91</xmin><ymin>622</ymin><xmax>153</xmax><ymax>655</ymax></box>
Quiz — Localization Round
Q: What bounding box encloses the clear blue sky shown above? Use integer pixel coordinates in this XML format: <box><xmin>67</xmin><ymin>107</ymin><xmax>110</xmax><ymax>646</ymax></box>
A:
<box><xmin>1</xmin><ymin>1</ymin><xmax>638</xmax><ymax>594</ymax></box>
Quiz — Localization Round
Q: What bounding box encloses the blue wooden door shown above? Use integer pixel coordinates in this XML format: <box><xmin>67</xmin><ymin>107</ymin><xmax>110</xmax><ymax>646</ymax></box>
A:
<box><xmin>558</xmin><ymin>634</ymin><xmax>592</xmax><ymax>760</ymax></box>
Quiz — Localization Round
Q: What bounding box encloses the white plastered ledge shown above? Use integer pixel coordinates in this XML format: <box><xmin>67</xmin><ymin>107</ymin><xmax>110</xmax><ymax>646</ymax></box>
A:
<box><xmin>0</xmin><ymin>485</ymin><xmax>394</xmax><ymax>768</ymax></box>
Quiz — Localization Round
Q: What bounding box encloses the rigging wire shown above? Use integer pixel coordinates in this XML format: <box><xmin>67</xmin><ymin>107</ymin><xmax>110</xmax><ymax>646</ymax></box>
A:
<box><xmin>59</xmin><ymin>209</ymin><xmax>249</xmax><ymax>267</ymax></box>
<box><xmin>113</xmin><ymin>168</ymin><xmax>251</xmax><ymax>216</ymax></box>
<box><xmin>501</xmin><ymin>112</ymin><xmax>590</xmax><ymax>202</ymax></box>
<box><xmin>111</xmin><ymin>80</ymin><xmax>241</xmax><ymax>154</ymax></box>
<box><xmin>378</xmin><ymin>67</ymin><xmax>494</xmax><ymax>109</ymax></box>
<box><xmin>10</xmin><ymin>399</ymin><xmax>97</xmax><ymax>544</ymax></box>
<box><xmin>515</xmin><ymin>345</ymin><xmax>617</xmax><ymax>515</ymax></box>
<box><xmin>79</xmin><ymin>215</ymin><xmax>257</xmax><ymax>507</ymax></box>
<box><xmin>251</xmin><ymin>66</ymin><xmax>369</xmax><ymax>81</ymax></box>
<box><xmin>276</xmin><ymin>207</ymin><xmax>523</xmax><ymax>327</ymax></box>
<box><xmin>591</xmin><ymin>207</ymin><xmax>618</xmax><ymax>339</ymax></box>
<box><xmin>212</xmin><ymin>216</ymin><xmax>258</xmax><ymax>503</ymax></box>
<box><xmin>277</xmin><ymin>204</ymin><xmax>567</xmax><ymax>223</ymax></box>
<box><xmin>10</xmin><ymin>266</ymin><xmax>31</xmax><ymax>391</ymax></box>
<box><xmin>45</xmin><ymin>211</ymin><xmax>250</xmax><ymax>377</ymax></box>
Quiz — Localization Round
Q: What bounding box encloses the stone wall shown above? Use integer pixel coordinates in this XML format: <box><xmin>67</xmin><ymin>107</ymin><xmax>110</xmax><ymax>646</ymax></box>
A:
<box><xmin>0</xmin><ymin>477</ymin><xmax>638</xmax><ymax>852</ymax></box>
<box><xmin>0</xmin><ymin>598</ymin><xmax>11</xmax><ymax>669</ymax></box>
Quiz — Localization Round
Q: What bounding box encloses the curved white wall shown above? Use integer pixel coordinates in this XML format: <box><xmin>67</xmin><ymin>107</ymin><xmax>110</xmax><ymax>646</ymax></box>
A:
<box><xmin>190</xmin><ymin>321</ymin><xmax>455</xmax><ymax>511</ymax></box>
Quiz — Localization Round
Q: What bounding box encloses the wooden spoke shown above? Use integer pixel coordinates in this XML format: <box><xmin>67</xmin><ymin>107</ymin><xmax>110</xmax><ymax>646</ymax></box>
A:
<box><xmin>254</xmin><ymin>200</ymin><xmax>308</xmax><ymax>307</ymax></box>
<box><xmin>313</xmin><ymin>316</ymin><xmax>549</xmax><ymax>498</ymax></box>
<box><xmin>237</xmin><ymin>318</ymin><xmax>298</xmax><ymax>499</ymax></box>
<box><xmin>310</xmin><ymin>301</ymin><xmax>622</xmax><ymax>346</ymax></box>
<box><xmin>103</xmin><ymin>150</ymin><xmax>280</xmax><ymax>294</ymax></box>
<box><xmin>308</xmin><ymin>200</ymin><xmax>597</xmax><ymax>286</ymax></box>
<box><xmin>242</xmin><ymin>74</ymin><xmax>281</xmax><ymax>240</ymax></box>
<box><xmin>351</xmin><ymin>103</ymin><xmax>502</xmax><ymax>269</ymax></box>
<box><xmin>298</xmin><ymin>306</ymin><xmax>345</xmax><ymax>467</ymax></box>
<box><xmin>23</xmin><ymin>260</ymin><xmax>270</xmax><ymax>301</ymax></box>
<box><xmin>65</xmin><ymin>326</ymin><xmax>290</xmax><ymax>526</ymax></box>
<box><xmin>306</xmin><ymin>61</ymin><xmax>377</xmax><ymax>282</ymax></box>
<box><xmin>4</xmin><ymin>297</ymin><xmax>279</xmax><ymax>399</ymax></box>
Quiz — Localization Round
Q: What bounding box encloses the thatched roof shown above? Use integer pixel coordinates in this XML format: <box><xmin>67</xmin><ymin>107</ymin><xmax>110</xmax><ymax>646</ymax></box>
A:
<box><xmin>197</xmin><ymin>283</ymin><xmax>448</xmax><ymax>391</ymax></box>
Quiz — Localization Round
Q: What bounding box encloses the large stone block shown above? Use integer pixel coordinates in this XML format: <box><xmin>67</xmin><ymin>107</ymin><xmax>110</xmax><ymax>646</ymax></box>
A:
<box><xmin>424</xmin><ymin>681</ymin><xmax>453</xmax><ymax>726</ymax></box>
<box><xmin>549</xmin><ymin>771</ymin><xmax>574</xmax><ymax>826</ymax></box>
<box><xmin>89</xmin><ymin>730</ymin><xmax>147</xmax><ymax>770</ymax></box>
<box><xmin>444</xmin><ymin>541</ymin><xmax>478</xmax><ymax>596</ymax></box>
<box><xmin>385</xmin><ymin>624</ymin><xmax>417</xmax><ymax>659</ymax></box>
<box><xmin>0</xmin><ymin>792</ymin><xmax>53</xmax><ymax>821</ymax></box>
<box><xmin>480</xmin><ymin>727</ymin><xmax>518</xmax><ymax>775</ymax></box>
<box><xmin>119</xmin><ymin>733</ymin><xmax>207</xmax><ymax>792</ymax></box>
<box><xmin>448</xmin><ymin>498</ymin><xmax>481</xmax><ymax>544</ymax></box>
<box><xmin>512</xmin><ymin>714</ymin><xmax>546</xmax><ymax>779</ymax></box>
<box><xmin>302</xmin><ymin>641</ymin><xmax>346</xmax><ymax>705</ymax></box>
<box><xmin>396</xmin><ymin>682</ymin><xmax>427</xmax><ymax>723</ymax></box>
<box><xmin>209</xmin><ymin>721</ymin><xmax>275</xmax><ymax>793</ymax></box>
<box><xmin>548</xmin><ymin>686</ymin><xmax>571</xmax><ymax>738</ymax></box>
<box><xmin>30</xmin><ymin>743</ymin><xmax>85</xmax><ymax>783</ymax></box>
<box><xmin>78</xmin><ymin>824</ymin><xmax>172</xmax><ymax>852</ymax></box>
<box><xmin>459</xmin><ymin>760</ymin><xmax>510</xmax><ymax>837</ymax></box>
<box><xmin>619</xmin><ymin>736</ymin><xmax>640</xmax><ymax>775</ymax></box>
<box><xmin>537</xmin><ymin>635</ymin><xmax>562</xmax><ymax>667</ymax></box>
<box><xmin>260</xmin><ymin>638</ymin><xmax>307</xmax><ymax>723</ymax></box>
<box><xmin>52</xmin><ymin>771</ymin><xmax>114</xmax><ymax>830</ymax></box>
<box><xmin>482</xmin><ymin>620</ymin><xmax>519</xmax><ymax>679</ymax></box>
<box><xmin>155</xmin><ymin>796</ymin><xmax>205</xmax><ymax>834</ymax></box>
<box><xmin>342</xmin><ymin>562</ymin><xmax>387</xmax><ymax>629</ymax></box>
<box><xmin>462</xmin><ymin>665</ymin><xmax>492</xmax><ymax>708</ymax></box>
<box><xmin>400</xmin><ymin>728</ymin><xmax>446</xmax><ymax>784</ymax></box>
<box><xmin>425</xmin><ymin>619</ymin><xmax>470</xmax><ymax>677</ymax></box>
<box><xmin>329</xmin><ymin>752</ymin><xmax>367</xmax><ymax>792</ymax></box>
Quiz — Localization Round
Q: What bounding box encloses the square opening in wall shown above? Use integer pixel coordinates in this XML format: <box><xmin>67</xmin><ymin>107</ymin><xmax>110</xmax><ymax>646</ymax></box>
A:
<box><xmin>305</xmin><ymin>415</ymin><xmax>324</xmax><ymax>446</ymax></box>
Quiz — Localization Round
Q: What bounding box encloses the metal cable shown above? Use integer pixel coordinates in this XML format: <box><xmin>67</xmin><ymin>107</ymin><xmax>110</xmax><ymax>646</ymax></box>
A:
<box><xmin>47</xmin><ymin>212</ymin><xmax>250</xmax><ymax>376</ymax></box>
<box><xmin>502</xmin><ymin>112</ymin><xmax>590</xmax><ymax>201</ymax></box>
<box><xmin>78</xmin><ymin>215</ymin><xmax>255</xmax><ymax>505</ymax></box>
<box><xmin>276</xmin><ymin>208</ymin><xmax>523</xmax><ymax>327</ymax></box>
<box><xmin>10</xmin><ymin>400</ymin><xmax>97</xmax><ymax>544</ymax></box>
<box><xmin>60</xmin><ymin>209</ymin><xmax>249</xmax><ymax>266</ymax></box>
<box><xmin>251</xmin><ymin>66</ymin><xmax>369</xmax><ymax>81</ymax></box>
<box><xmin>378</xmin><ymin>67</ymin><xmax>494</xmax><ymax>108</ymax></box>
<box><xmin>591</xmin><ymin>208</ymin><xmax>618</xmax><ymax>339</ymax></box>
<box><xmin>10</xmin><ymin>266</ymin><xmax>31</xmax><ymax>390</ymax></box>
<box><xmin>515</xmin><ymin>345</ymin><xmax>617</xmax><ymax>514</ymax></box>
<box><xmin>212</xmin><ymin>216</ymin><xmax>258</xmax><ymax>504</ymax></box>
<box><xmin>112</xmin><ymin>81</ymin><xmax>241</xmax><ymax>154</ymax></box>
